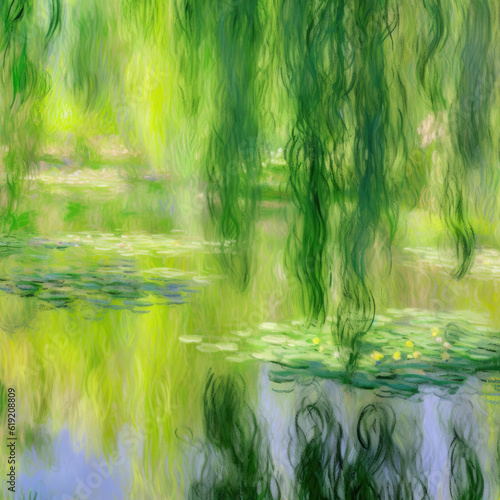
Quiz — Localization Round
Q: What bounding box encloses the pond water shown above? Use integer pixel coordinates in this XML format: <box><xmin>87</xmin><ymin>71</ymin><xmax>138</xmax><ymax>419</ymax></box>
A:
<box><xmin>2</xmin><ymin>165</ymin><xmax>500</xmax><ymax>499</ymax></box>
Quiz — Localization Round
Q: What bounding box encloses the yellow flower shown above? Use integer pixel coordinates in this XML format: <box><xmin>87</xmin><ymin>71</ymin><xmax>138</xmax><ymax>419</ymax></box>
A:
<box><xmin>370</xmin><ymin>351</ymin><xmax>384</xmax><ymax>362</ymax></box>
<box><xmin>406</xmin><ymin>340</ymin><xmax>414</xmax><ymax>348</ymax></box>
<box><xmin>393</xmin><ymin>352</ymin><xmax>401</xmax><ymax>361</ymax></box>
<box><xmin>413</xmin><ymin>351</ymin><xmax>422</xmax><ymax>359</ymax></box>
<box><xmin>319</xmin><ymin>345</ymin><xmax>324</xmax><ymax>352</ymax></box>
<box><xmin>441</xmin><ymin>352</ymin><xmax>451</xmax><ymax>362</ymax></box>
<box><xmin>432</xmin><ymin>327</ymin><xmax>439</xmax><ymax>337</ymax></box>
<box><xmin>407</xmin><ymin>354</ymin><xmax>414</xmax><ymax>359</ymax></box>
<box><xmin>312</xmin><ymin>337</ymin><xmax>320</xmax><ymax>345</ymax></box>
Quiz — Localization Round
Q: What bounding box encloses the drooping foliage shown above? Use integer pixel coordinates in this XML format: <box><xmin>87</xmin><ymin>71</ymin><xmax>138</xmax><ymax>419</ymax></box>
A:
<box><xmin>0</xmin><ymin>0</ymin><xmax>61</xmax><ymax>232</ymax></box>
<box><xmin>334</xmin><ymin>0</ymin><xmax>406</xmax><ymax>371</ymax></box>
<box><xmin>443</xmin><ymin>0</ymin><xmax>495</xmax><ymax>279</ymax></box>
<box><xmin>279</xmin><ymin>0</ymin><xmax>351</xmax><ymax>324</ymax></box>
<box><xmin>175</xmin><ymin>0</ymin><xmax>265</xmax><ymax>290</ymax></box>
<box><xmin>0</xmin><ymin>0</ymin><xmax>498</xmax><ymax>373</ymax></box>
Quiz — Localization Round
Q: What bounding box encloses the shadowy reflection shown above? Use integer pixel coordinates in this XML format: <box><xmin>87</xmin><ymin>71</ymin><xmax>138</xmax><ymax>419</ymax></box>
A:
<box><xmin>188</xmin><ymin>369</ymin><xmax>495</xmax><ymax>500</ymax></box>
<box><xmin>287</xmin><ymin>381</ymin><xmax>431</xmax><ymax>500</ymax></box>
<box><xmin>290</xmin><ymin>387</ymin><xmax>343</xmax><ymax>499</ymax></box>
<box><xmin>448</xmin><ymin>428</ymin><xmax>484</xmax><ymax>500</ymax></box>
<box><xmin>189</xmin><ymin>370</ymin><xmax>279</xmax><ymax>499</ymax></box>
<box><xmin>345</xmin><ymin>403</ymin><xmax>429</xmax><ymax>500</ymax></box>
<box><xmin>343</xmin><ymin>403</ymin><xmax>393</xmax><ymax>500</ymax></box>
<box><xmin>447</xmin><ymin>403</ymin><xmax>485</xmax><ymax>500</ymax></box>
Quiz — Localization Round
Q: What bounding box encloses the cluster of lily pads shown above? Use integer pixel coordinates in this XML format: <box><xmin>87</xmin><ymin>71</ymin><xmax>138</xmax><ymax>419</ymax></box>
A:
<box><xmin>179</xmin><ymin>310</ymin><xmax>500</xmax><ymax>392</ymax></box>
<box><xmin>0</xmin><ymin>233</ymin><xmax>213</xmax><ymax>311</ymax></box>
<box><xmin>369</xmin><ymin>326</ymin><xmax>453</xmax><ymax>365</ymax></box>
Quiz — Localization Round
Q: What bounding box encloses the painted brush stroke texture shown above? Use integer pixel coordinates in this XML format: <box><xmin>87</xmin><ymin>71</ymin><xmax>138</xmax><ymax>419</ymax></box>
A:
<box><xmin>0</xmin><ymin>0</ymin><xmax>498</xmax><ymax>498</ymax></box>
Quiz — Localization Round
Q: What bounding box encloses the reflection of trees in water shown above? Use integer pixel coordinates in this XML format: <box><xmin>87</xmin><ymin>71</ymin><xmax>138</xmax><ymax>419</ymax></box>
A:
<box><xmin>445</xmin><ymin>401</ymin><xmax>485</xmax><ymax>500</ymax></box>
<box><xmin>448</xmin><ymin>429</ymin><xmax>484</xmax><ymax>500</ymax></box>
<box><xmin>290</xmin><ymin>385</ymin><xmax>429</xmax><ymax>500</ymax></box>
<box><xmin>343</xmin><ymin>403</ymin><xmax>429</xmax><ymax>500</ymax></box>
<box><xmin>189</xmin><ymin>370</ymin><xmax>279</xmax><ymax>500</ymax></box>
<box><xmin>290</xmin><ymin>388</ymin><xmax>344</xmax><ymax>499</ymax></box>
<box><xmin>191</xmin><ymin>374</ymin><xmax>492</xmax><ymax>499</ymax></box>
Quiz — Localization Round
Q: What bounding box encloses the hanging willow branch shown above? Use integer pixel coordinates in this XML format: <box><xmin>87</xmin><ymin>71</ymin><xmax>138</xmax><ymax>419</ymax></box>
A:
<box><xmin>444</xmin><ymin>0</ymin><xmax>495</xmax><ymax>279</ymax></box>
<box><xmin>0</xmin><ymin>0</ymin><xmax>61</xmax><ymax>232</ymax></box>
<box><xmin>280</xmin><ymin>0</ymin><xmax>351</xmax><ymax>324</ymax></box>
<box><xmin>176</xmin><ymin>0</ymin><xmax>264</xmax><ymax>290</ymax></box>
<box><xmin>335</xmin><ymin>0</ymin><xmax>405</xmax><ymax>372</ymax></box>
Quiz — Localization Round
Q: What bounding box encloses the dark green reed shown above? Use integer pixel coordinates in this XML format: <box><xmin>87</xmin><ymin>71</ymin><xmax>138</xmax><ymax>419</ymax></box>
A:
<box><xmin>176</xmin><ymin>0</ymin><xmax>264</xmax><ymax>290</ymax></box>
<box><xmin>175</xmin><ymin>0</ymin><xmax>206</xmax><ymax>118</ymax></box>
<box><xmin>336</xmin><ymin>0</ymin><xmax>408</xmax><ymax>375</ymax></box>
<box><xmin>415</xmin><ymin>0</ymin><xmax>448</xmax><ymax>110</ymax></box>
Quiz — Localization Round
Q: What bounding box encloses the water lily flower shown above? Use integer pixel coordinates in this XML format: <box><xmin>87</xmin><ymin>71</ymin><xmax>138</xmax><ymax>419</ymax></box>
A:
<box><xmin>436</xmin><ymin>337</ymin><xmax>442</xmax><ymax>343</ymax></box>
<box><xmin>443</xmin><ymin>342</ymin><xmax>451</xmax><ymax>349</ymax></box>
<box><xmin>334</xmin><ymin>352</ymin><xmax>340</xmax><ymax>358</ymax></box>
<box><xmin>312</xmin><ymin>337</ymin><xmax>320</xmax><ymax>345</ymax></box>
<box><xmin>407</xmin><ymin>354</ymin><xmax>414</xmax><ymax>359</ymax></box>
<box><xmin>432</xmin><ymin>327</ymin><xmax>439</xmax><ymax>337</ymax></box>
<box><xmin>371</xmin><ymin>351</ymin><xmax>384</xmax><ymax>362</ymax></box>
<box><xmin>413</xmin><ymin>351</ymin><xmax>422</xmax><ymax>359</ymax></box>
<box><xmin>393</xmin><ymin>352</ymin><xmax>401</xmax><ymax>361</ymax></box>
<box><xmin>406</xmin><ymin>340</ymin><xmax>414</xmax><ymax>348</ymax></box>
<box><xmin>319</xmin><ymin>345</ymin><xmax>324</xmax><ymax>352</ymax></box>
